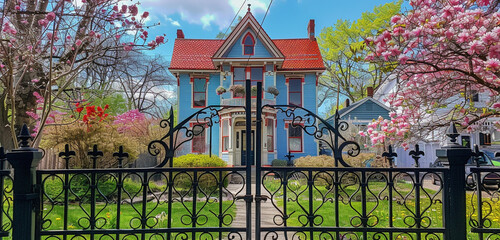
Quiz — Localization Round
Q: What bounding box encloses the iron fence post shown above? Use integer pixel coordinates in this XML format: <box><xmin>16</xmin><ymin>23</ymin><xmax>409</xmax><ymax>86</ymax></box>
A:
<box><xmin>436</xmin><ymin>122</ymin><xmax>471</xmax><ymax>240</ymax></box>
<box><xmin>6</xmin><ymin>124</ymin><xmax>43</xmax><ymax>240</ymax></box>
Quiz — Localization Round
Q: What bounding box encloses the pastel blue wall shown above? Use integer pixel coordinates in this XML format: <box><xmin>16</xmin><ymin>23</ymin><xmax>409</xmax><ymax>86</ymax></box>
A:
<box><xmin>275</xmin><ymin>73</ymin><xmax>318</xmax><ymax>160</ymax></box>
<box><xmin>224</xmin><ymin>28</ymin><xmax>273</xmax><ymax>58</ymax></box>
<box><xmin>177</xmin><ymin>73</ymin><xmax>221</xmax><ymax>156</ymax></box>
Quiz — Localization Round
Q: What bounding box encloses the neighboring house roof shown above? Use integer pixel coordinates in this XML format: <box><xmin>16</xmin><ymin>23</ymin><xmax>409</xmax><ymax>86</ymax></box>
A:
<box><xmin>169</xmin><ymin>11</ymin><xmax>325</xmax><ymax>71</ymax></box>
<box><xmin>324</xmin><ymin>97</ymin><xmax>391</xmax><ymax>126</ymax></box>
<box><xmin>169</xmin><ymin>39</ymin><xmax>224</xmax><ymax>70</ymax></box>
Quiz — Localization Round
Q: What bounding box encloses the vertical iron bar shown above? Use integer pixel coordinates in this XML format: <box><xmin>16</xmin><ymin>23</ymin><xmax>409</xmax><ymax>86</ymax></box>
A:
<box><xmin>245</xmin><ymin>77</ymin><xmax>252</xmax><ymax>240</ymax></box>
<box><xmin>167</xmin><ymin>108</ymin><xmax>174</xmax><ymax>240</ymax></box>
<box><xmin>283</xmin><ymin>169</ymin><xmax>288</xmax><ymax>238</ymax></box>
<box><xmin>142</xmin><ymin>171</ymin><xmax>148</xmax><ymax>240</ymax></box>
<box><xmin>475</xmin><ymin>169</ymin><xmax>483</xmax><ymax>240</ymax></box>
<box><xmin>210</xmin><ymin>125</ymin><xmax>213</xmax><ymax>157</ymax></box>
<box><xmin>116</xmin><ymin>156</ymin><xmax>123</xmax><ymax>240</ymax></box>
<box><xmin>361</xmin><ymin>170</ymin><xmax>367</xmax><ymax>240</ymax></box>
<box><xmin>255</xmin><ymin>81</ymin><xmax>262</xmax><ymax>240</ymax></box>
<box><xmin>335</xmin><ymin>169</ymin><xmax>340</xmax><ymax>240</ymax></box>
<box><xmin>192</xmin><ymin>170</ymin><xmax>198</xmax><ymax>240</ymax></box>
<box><xmin>308</xmin><ymin>170</ymin><xmax>314</xmax><ymax>239</ymax></box>
<box><xmin>90</xmin><ymin>164</ymin><xmax>96</xmax><ymax>240</ymax></box>
<box><xmin>388</xmin><ymin>170</ymin><xmax>393</xmax><ymax>240</ymax></box>
<box><xmin>63</xmin><ymin>159</ymin><xmax>69</xmax><ymax>240</ymax></box>
<box><xmin>219</xmin><ymin>170</ymin><xmax>223</xmax><ymax>240</ymax></box>
<box><xmin>415</xmin><ymin>170</ymin><xmax>421</xmax><ymax>240</ymax></box>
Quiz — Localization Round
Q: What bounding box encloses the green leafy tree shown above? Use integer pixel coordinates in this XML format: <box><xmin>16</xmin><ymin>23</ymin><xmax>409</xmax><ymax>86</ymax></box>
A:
<box><xmin>318</xmin><ymin>1</ymin><xmax>402</xmax><ymax>114</ymax></box>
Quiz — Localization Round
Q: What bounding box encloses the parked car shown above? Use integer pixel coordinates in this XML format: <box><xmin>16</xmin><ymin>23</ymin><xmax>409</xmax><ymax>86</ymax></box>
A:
<box><xmin>483</xmin><ymin>150</ymin><xmax>500</xmax><ymax>167</ymax></box>
<box><xmin>430</xmin><ymin>153</ymin><xmax>500</xmax><ymax>190</ymax></box>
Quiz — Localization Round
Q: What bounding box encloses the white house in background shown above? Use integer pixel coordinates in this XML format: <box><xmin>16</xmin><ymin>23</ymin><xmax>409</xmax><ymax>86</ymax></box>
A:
<box><xmin>374</xmin><ymin>77</ymin><xmax>500</xmax><ymax>167</ymax></box>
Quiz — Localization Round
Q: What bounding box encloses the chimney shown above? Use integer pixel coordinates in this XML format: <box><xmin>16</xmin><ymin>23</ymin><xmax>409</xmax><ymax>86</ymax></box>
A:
<box><xmin>345</xmin><ymin>98</ymin><xmax>350</xmax><ymax>108</ymax></box>
<box><xmin>307</xmin><ymin>19</ymin><xmax>315</xmax><ymax>41</ymax></box>
<box><xmin>367</xmin><ymin>87</ymin><xmax>374</xmax><ymax>98</ymax></box>
<box><xmin>177</xmin><ymin>29</ymin><xmax>185</xmax><ymax>39</ymax></box>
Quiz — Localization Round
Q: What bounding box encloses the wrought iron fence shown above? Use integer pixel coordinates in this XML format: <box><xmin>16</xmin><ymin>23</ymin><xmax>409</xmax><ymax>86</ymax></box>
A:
<box><xmin>469</xmin><ymin>166</ymin><xmax>500</xmax><ymax>240</ymax></box>
<box><xmin>259</xmin><ymin>166</ymin><xmax>447</xmax><ymax>240</ymax></box>
<box><xmin>0</xmin><ymin>148</ymin><xmax>12</xmax><ymax>239</ymax></box>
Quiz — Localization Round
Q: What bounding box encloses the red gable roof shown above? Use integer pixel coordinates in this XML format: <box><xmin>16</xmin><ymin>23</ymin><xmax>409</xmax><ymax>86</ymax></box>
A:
<box><xmin>169</xmin><ymin>38</ymin><xmax>325</xmax><ymax>71</ymax></box>
<box><xmin>169</xmin><ymin>39</ymin><xmax>223</xmax><ymax>70</ymax></box>
<box><xmin>273</xmin><ymin>39</ymin><xmax>325</xmax><ymax>71</ymax></box>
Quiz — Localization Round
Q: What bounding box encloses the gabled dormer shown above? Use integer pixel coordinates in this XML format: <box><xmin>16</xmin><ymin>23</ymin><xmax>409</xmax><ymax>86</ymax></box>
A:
<box><xmin>212</xmin><ymin>7</ymin><xmax>285</xmax><ymax>65</ymax></box>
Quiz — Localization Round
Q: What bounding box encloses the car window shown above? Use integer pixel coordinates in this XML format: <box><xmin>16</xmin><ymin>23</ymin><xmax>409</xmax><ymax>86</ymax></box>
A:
<box><xmin>467</xmin><ymin>155</ymin><xmax>493</xmax><ymax>166</ymax></box>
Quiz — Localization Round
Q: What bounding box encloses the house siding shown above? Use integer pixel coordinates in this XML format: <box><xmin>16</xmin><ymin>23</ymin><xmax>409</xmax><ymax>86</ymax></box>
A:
<box><xmin>224</xmin><ymin>28</ymin><xmax>273</xmax><ymax>58</ymax></box>
<box><xmin>342</xmin><ymin>101</ymin><xmax>390</xmax><ymax>122</ymax></box>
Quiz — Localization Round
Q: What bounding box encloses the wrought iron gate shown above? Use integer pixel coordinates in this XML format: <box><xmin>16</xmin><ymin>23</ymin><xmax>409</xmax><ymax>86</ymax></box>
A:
<box><xmin>2</xmin><ymin>80</ymin><xmax>499</xmax><ymax>240</ymax></box>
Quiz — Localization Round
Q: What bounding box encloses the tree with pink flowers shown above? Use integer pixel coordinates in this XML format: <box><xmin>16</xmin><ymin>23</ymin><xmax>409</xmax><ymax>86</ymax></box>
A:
<box><xmin>365</xmin><ymin>0</ymin><xmax>500</xmax><ymax>144</ymax></box>
<box><xmin>0</xmin><ymin>0</ymin><xmax>165</xmax><ymax>149</ymax></box>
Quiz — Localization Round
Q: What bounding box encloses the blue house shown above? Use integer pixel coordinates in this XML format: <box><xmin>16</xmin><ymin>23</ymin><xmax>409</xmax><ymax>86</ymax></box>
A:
<box><xmin>169</xmin><ymin>7</ymin><xmax>325</xmax><ymax>166</ymax></box>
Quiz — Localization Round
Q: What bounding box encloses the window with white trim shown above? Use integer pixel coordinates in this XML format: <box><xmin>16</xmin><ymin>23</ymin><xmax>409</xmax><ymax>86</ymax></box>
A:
<box><xmin>243</xmin><ymin>33</ymin><xmax>255</xmax><ymax>55</ymax></box>
<box><xmin>267</xmin><ymin>119</ymin><xmax>274</xmax><ymax>152</ymax></box>
<box><xmin>289</xmin><ymin>78</ymin><xmax>302</xmax><ymax>107</ymax></box>
<box><xmin>222</xmin><ymin>119</ymin><xmax>229</xmax><ymax>152</ymax></box>
<box><xmin>288</xmin><ymin>124</ymin><xmax>303</xmax><ymax>152</ymax></box>
<box><xmin>193</xmin><ymin>78</ymin><xmax>207</xmax><ymax>107</ymax></box>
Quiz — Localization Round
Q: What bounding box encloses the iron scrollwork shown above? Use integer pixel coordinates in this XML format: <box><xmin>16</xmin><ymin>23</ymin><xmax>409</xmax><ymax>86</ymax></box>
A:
<box><xmin>150</xmin><ymin>105</ymin><xmax>243</xmax><ymax>168</ymax></box>
<box><xmin>262</xmin><ymin>105</ymin><xmax>360</xmax><ymax>167</ymax></box>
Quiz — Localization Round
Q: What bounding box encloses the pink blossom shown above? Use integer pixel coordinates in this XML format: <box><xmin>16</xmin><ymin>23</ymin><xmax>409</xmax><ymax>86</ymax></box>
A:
<box><xmin>38</xmin><ymin>19</ymin><xmax>48</xmax><ymax>27</ymax></box>
<box><xmin>115</xmin><ymin>34</ymin><xmax>121</xmax><ymax>39</ymax></box>
<box><xmin>15</xmin><ymin>5</ymin><xmax>20</xmax><ymax>10</ymax></box>
<box><xmin>31</xmin><ymin>78</ymin><xmax>39</xmax><ymax>83</ymax></box>
<box><xmin>113</xmin><ymin>5</ymin><xmax>119</xmax><ymax>11</ymax></box>
<box><xmin>391</xmin><ymin>15</ymin><xmax>401</xmax><ymax>23</ymax></box>
<box><xmin>485</xmin><ymin>58</ymin><xmax>500</xmax><ymax>71</ymax></box>
<box><xmin>75</xmin><ymin>39</ymin><xmax>82</xmax><ymax>46</ymax></box>
<box><xmin>46</xmin><ymin>12</ymin><xmax>56</xmax><ymax>21</ymax></box>
<box><xmin>129</xmin><ymin>5</ymin><xmax>138</xmax><ymax>16</ymax></box>
<box><xmin>155</xmin><ymin>35</ymin><xmax>165</xmax><ymax>44</ymax></box>
<box><xmin>121</xmin><ymin>5</ymin><xmax>127</xmax><ymax>13</ymax></box>
<box><xmin>142</xmin><ymin>11</ymin><xmax>149</xmax><ymax>18</ymax></box>
<box><xmin>493</xmin><ymin>103</ymin><xmax>500</xmax><ymax>109</ymax></box>
<box><xmin>359</xmin><ymin>131</ymin><xmax>366</xmax><ymax>137</ymax></box>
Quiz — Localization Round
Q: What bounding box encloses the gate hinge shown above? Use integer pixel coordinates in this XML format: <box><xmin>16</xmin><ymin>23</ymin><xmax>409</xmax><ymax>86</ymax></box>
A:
<box><xmin>254</xmin><ymin>195</ymin><xmax>269</xmax><ymax>202</ymax></box>
<box><xmin>236</xmin><ymin>195</ymin><xmax>254</xmax><ymax>203</ymax></box>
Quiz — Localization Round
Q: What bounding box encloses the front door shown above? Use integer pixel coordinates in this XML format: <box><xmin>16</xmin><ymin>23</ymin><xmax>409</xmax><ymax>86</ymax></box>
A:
<box><xmin>241</xmin><ymin>130</ymin><xmax>255</xmax><ymax>165</ymax></box>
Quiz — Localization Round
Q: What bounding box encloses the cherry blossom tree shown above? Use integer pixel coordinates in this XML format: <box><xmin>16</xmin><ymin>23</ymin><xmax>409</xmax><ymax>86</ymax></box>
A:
<box><xmin>364</xmin><ymin>0</ymin><xmax>500</xmax><ymax>144</ymax></box>
<box><xmin>0</xmin><ymin>0</ymin><xmax>165</xmax><ymax>149</ymax></box>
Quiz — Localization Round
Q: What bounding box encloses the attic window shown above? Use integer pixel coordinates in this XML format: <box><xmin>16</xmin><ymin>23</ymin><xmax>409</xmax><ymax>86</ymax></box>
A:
<box><xmin>243</xmin><ymin>33</ymin><xmax>255</xmax><ymax>55</ymax></box>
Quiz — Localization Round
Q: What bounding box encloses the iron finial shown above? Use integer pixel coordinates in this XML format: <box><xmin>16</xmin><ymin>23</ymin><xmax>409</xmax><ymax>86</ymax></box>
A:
<box><xmin>446</xmin><ymin>122</ymin><xmax>460</xmax><ymax>144</ymax></box>
<box><xmin>248</xmin><ymin>3</ymin><xmax>251</xmax><ymax>12</ymax></box>
<box><xmin>382</xmin><ymin>145</ymin><xmax>398</xmax><ymax>168</ymax></box>
<box><xmin>88</xmin><ymin>145</ymin><xmax>103</xmax><ymax>169</ymax></box>
<box><xmin>59</xmin><ymin>144</ymin><xmax>76</xmax><ymax>169</ymax></box>
<box><xmin>18</xmin><ymin>124</ymin><xmax>32</xmax><ymax>148</ymax></box>
<box><xmin>409</xmin><ymin>144</ymin><xmax>425</xmax><ymax>168</ymax></box>
<box><xmin>113</xmin><ymin>146</ymin><xmax>129</xmax><ymax>168</ymax></box>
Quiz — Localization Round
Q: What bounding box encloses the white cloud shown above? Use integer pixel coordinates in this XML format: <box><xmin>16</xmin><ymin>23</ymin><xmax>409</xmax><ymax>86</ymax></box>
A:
<box><xmin>141</xmin><ymin>0</ymin><xmax>271</xmax><ymax>30</ymax></box>
<box><xmin>163</xmin><ymin>15</ymin><xmax>182</xmax><ymax>27</ymax></box>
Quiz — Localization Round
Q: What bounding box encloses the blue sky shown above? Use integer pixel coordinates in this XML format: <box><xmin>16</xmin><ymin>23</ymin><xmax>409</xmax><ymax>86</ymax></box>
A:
<box><xmin>140</xmin><ymin>0</ymin><xmax>404</xmax><ymax>59</ymax></box>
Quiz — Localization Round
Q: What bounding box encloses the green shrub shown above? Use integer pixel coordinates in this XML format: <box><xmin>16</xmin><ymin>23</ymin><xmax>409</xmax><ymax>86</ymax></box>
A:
<box><xmin>271</xmin><ymin>159</ymin><xmax>288</xmax><ymax>167</ymax></box>
<box><xmin>172</xmin><ymin>154</ymin><xmax>228</xmax><ymax>192</ymax></box>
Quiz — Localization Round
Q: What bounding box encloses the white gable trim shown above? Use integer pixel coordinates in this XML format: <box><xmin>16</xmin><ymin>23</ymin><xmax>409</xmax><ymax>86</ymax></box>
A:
<box><xmin>212</xmin><ymin>12</ymin><xmax>284</xmax><ymax>59</ymax></box>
